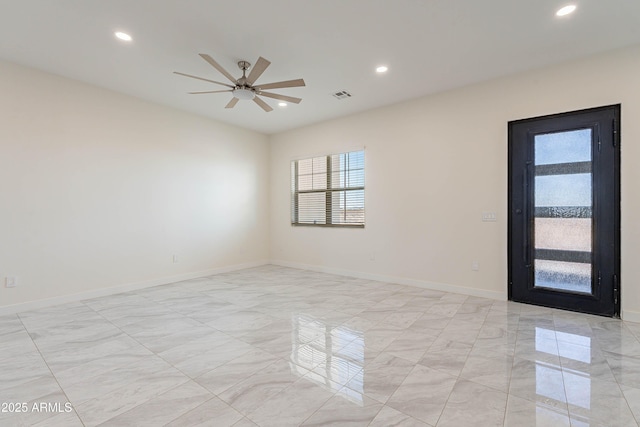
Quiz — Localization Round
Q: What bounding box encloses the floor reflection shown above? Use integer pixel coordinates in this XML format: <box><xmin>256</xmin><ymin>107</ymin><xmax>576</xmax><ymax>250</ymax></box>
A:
<box><xmin>534</xmin><ymin>327</ymin><xmax>593</xmax><ymax>418</ymax></box>
<box><xmin>535</xmin><ymin>362</ymin><xmax>566</xmax><ymax>404</ymax></box>
<box><xmin>290</xmin><ymin>313</ymin><xmax>365</xmax><ymax>402</ymax></box>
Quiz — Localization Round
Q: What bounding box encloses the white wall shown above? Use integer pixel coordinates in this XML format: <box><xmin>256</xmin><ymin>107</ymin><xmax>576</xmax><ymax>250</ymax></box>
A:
<box><xmin>0</xmin><ymin>61</ymin><xmax>270</xmax><ymax>311</ymax></box>
<box><xmin>269</xmin><ymin>45</ymin><xmax>640</xmax><ymax>321</ymax></box>
<box><xmin>3</xmin><ymin>45</ymin><xmax>639</xmax><ymax>320</ymax></box>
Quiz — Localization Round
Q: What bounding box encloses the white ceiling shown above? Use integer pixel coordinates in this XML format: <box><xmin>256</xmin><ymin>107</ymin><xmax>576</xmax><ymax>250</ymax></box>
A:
<box><xmin>1</xmin><ymin>1</ymin><xmax>639</xmax><ymax>135</ymax></box>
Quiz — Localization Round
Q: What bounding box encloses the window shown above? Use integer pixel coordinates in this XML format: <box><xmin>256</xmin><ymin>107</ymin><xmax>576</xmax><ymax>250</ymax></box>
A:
<box><xmin>291</xmin><ymin>150</ymin><xmax>364</xmax><ymax>227</ymax></box>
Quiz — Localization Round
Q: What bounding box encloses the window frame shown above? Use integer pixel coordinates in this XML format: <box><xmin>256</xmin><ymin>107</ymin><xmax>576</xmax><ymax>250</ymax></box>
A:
<box><xmin>291</xmin><ymin>150</ymin><xmax>365</xmax><ymax>228</ymax></box>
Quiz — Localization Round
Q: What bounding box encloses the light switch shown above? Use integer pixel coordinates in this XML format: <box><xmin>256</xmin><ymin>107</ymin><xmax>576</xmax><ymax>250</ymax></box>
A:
<box><xmin>482</xmin><ymin>212</ymin><xmax>497</xmax><ymax>222</ymax></box>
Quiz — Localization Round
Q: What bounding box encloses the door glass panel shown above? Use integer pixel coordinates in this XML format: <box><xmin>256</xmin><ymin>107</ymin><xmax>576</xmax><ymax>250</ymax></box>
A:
<box><xmin>534</xmin><ymin>129</ymin><xmax>592</xmax><ymax>294</ymax></box>
<box><xmin>535</xmin><ymin>129</ymin><xmax>591</xmax><ymax>165</ymax></box>
<box><xmin>535</xmin><ymin>260</ymin><xmax>591</xmax><ymax>293</ymax></box>
<box><xmin>534</xmin><ymin>218</ymin><xmax>591</xmax><ymax>252</ymax></box>
<box><xmin>535</xmin><ymin>174</ymin><xmax>591</xmax><ymax>207</ymax></box>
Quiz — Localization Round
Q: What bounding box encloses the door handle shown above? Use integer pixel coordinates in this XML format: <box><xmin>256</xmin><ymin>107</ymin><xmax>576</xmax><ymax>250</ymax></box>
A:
<box><xmin>523</xmin><ymin>164</ymin><xmax>530</xmax><ymax>266</ymax></box>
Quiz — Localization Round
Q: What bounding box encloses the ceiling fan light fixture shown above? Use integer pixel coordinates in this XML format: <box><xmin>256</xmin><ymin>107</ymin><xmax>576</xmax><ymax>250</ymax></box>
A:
<box><xmin>278</xmin><ymin>102</ymin><xmax>287</xmax><ymax>107</ymax></box>
<box><xmin>376</xmin><ymin>65</ymin><xmax>388</xmax><ymax>73</ymax></box>
<box><xmin>232</xmin><ymin>87</ymin><xmax>255</xmax><ymax>100</ymax></box>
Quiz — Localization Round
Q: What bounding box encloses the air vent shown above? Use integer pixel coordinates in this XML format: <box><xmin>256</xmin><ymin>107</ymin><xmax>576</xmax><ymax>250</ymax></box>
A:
<box><xmin>332</xmin><ymin>90</ymin><xmax>352</xmax><ymax>100</ymax></box>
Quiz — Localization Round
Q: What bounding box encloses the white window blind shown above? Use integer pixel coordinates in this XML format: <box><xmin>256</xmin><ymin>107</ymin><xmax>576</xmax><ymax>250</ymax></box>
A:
<box><xmin>291</xmin><ymin>150</ymin><xmax>365</xmax><ymax>227</ymax></box>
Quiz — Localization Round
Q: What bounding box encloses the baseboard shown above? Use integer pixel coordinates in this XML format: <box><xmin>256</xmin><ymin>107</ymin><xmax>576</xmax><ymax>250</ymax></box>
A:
<box><xmin>622</xmin><ymin>309</ymin><xmax>640</xmax><ymax>323</ymax></box>
<box><xmin>270</xmin><ymin>260</ymin><xmax>507</xmax><ymax>301</ymax></box>
<box><xmin>4</xmin><ymin>259</ymin><xmax>633</xmax><ymax>322</ymax></box>
<box><xmin>0</xmin><ymin>260</ymin><xmax>269</xmax><ymax>316</ymax></box>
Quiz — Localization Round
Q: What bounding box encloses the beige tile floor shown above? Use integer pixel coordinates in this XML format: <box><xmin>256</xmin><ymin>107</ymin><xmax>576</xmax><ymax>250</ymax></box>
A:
<box><xmin>1</xmin><ymin>265</ymin><xmax>639</xmax><ymax>426</ymax></box>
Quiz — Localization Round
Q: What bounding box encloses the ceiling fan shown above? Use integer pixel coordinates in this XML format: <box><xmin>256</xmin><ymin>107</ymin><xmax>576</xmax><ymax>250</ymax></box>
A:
<box><xmin>174</xmin><ymin>54</ymin><xmax>305</xmax><ymax>112</ymax></box>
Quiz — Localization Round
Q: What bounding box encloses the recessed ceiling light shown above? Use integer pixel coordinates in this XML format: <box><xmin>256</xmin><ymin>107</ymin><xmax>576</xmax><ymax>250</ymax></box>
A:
<box><xmin>114</xmin><ymin>31</ymin><xmax>132</xmax><ymax>42</ymax></box>
<box><xmin>278</xmin><ymin>102</ymin><xmax>287</xmax><ymax>107</ymax></box>
<box><xmin>556</xmin><ymin>5</ymin><xmax>576</xmax><ymax>16</ymax></box>
<box><xmin>376</xmin><ymin>65</ymin><xmax>388</xmax><ymax>73</ymax></box>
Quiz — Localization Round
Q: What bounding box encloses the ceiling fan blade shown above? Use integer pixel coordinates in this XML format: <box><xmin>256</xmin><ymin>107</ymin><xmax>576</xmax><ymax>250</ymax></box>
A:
<box><xmin>253</xmin><ymin>96</ymin><xmax>273</xmax><ymax>112</ymax></box>
<box><xmin>246</xmin><ymin>56</ymin><xmax>271</xmax><ymax>86</ymax></box>
<box><xmin>188</xmin><ymin>90</ymin><xmax>232</xmax><ymax>94</ymax></box>
<box><xmin>225</xmin><ymin>97</ymin><xmax>239</xmax><ymax>109</ymax></box>
<box><xmin>256</xmin><ymin>78</ymin><xmax>305</xmax><ymax>90</ymax></box>
<box><xmin>199</xmin><ymin>54</ymin><xmax>237</xmax><ymax>84</ymax></box>
<box><xmin>173</xmin><ymin>72</ymin><xmax>234</xmax><ymax>88</ymax></box>
<box><xmin>258</xmin><ymin>91</ymin><xmax>302</xmax><ymax>104</ymax></box>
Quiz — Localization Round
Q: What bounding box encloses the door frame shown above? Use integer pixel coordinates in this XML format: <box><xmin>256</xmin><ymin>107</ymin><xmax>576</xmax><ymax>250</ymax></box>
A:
<box><xmin>507</xmin><ymin>105</ymin><xmax>621</xmax><ymax>317</ymax></box>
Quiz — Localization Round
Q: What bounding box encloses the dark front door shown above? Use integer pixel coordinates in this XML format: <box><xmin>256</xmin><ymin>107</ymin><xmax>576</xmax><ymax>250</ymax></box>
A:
<box><xmin>508</xmin><ymin>105</ymin><xmax>620</xmax><ymax>317</ymax></box>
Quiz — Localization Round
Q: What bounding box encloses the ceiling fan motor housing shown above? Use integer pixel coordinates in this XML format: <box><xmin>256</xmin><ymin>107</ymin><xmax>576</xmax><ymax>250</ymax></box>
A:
<box><xmin>233</xmin><ymin>60</ymin><xmax>254</xmax><ymax>98</ymax></box>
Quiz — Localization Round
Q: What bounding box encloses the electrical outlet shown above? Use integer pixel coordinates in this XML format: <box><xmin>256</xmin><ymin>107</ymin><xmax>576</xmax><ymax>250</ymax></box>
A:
<box><xmin>172</xmin><ymin>255</ymin><xmax>179</xmax><ymax>263</ymax></box>
<box><xmin>369</xmin><ymin>252</ymin><xmax>376</xmax><ymax>261</ymax></box>
<box><xmin>5</xmin><ymin>277</ymin><xmax>17</xmax><ymax>288</ymax></box>
<box><xmin>471</xmin><ymin>261</ymin><xmax>480</xmax><ymax>271</ymax></box>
